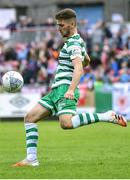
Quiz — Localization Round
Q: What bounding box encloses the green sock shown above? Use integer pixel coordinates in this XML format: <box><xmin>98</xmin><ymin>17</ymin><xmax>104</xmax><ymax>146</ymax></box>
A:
<box><xmin>25</xmin><ymin>123</ymin><xmax>38</xmax><ymax>161</ymax></box>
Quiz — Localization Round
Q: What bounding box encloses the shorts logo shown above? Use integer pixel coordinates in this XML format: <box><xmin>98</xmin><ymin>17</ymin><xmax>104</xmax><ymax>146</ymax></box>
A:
<box><xmin>58</xmin><ymin>99</ymin><xmax>66</xmax><ymax>111</ymax></box>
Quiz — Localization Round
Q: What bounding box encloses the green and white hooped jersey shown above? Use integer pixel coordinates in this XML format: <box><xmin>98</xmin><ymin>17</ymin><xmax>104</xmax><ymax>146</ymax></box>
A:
<box><xmin>51</xmin><ymin>33</ymin><xmax>87</xmax><ymax>89</ymax></box>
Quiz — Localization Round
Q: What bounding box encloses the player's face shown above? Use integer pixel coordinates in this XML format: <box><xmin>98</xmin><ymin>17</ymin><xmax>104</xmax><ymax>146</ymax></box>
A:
<box><xmin>56</xmin><ymin>20</ymin><xmax>72</xmax><ymax>38</ymax></box>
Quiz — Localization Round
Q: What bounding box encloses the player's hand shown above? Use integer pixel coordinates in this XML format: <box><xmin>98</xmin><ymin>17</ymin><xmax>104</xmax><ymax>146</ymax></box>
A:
<box><xmin>64</xmin><ymin>90</ymin><xmax>74</xmax><ymax>99</ymax></box>
<box><xmin>82</xmin><ymin>54</ymin><xmax>91</xmax><ymax>67</ymax></box>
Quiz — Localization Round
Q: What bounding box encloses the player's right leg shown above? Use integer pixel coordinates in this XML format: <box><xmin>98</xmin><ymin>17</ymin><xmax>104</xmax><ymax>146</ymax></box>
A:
<box><xmin>12</xmin><ymin>103</ymin><xmax>51</xmax><ymax>167</ymax></box>
<box><xmin>12</xmin><ymin>90</ymin><xmax>56</xmax><ymax>167</ymax></box>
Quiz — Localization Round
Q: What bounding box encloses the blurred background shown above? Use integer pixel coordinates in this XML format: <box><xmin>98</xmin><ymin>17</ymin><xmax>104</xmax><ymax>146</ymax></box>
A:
<box><xmin>0</xmin><ymin>0</ymin><xmax>130</xmax><ymax>119</ymax></box>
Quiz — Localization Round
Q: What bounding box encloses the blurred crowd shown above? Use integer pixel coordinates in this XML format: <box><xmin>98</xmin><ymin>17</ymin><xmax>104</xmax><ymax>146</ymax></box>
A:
<box><xmin>1</xmin><ymin>17</ymin><xmax>130</xmax><ymax>90</ymax></box>
<box><xmin>5</xmin><ymin>16</ymin><xmax>56</xmax><ymax>33</ymax></box>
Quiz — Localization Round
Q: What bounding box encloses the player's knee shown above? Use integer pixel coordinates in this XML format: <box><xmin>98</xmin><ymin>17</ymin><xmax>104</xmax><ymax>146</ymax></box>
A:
<box><xmin>60</xmin><ymin>120</ymin><xmax>73</xmax><ymax>130</ymax></box>
<box><xmin>24</xmin><ymin>113</ymin><xmax>33</xmax><ymax>123</ymax></box>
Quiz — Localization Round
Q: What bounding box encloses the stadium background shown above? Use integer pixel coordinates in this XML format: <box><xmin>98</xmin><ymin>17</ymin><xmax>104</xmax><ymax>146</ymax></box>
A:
<box><xmin>0</xmin><ymin>0</ymin><xmax>130</xmax><ymax>119</ymax></box>
<box><xmin>0</xmin><ymin>1</ymin><xmax>130</xmax><ymax>179</ymax></box>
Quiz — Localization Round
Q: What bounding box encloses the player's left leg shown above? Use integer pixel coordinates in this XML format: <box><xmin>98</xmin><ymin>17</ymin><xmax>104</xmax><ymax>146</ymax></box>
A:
<box><xmin>57</xmin><ymin>86</ymin><xmax>127</xmax><ymax>129</ymax></box>
<box><xmin>59</xmin><ymin>111</ymin><xmax>127</xmax><ymax>129</ymax></box>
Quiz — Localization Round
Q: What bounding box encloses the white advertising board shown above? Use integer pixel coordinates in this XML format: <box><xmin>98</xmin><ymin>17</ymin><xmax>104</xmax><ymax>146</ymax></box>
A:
<box><xmin>112</xmin><ymin>83</ymin><xmax>130</xmax><ymax>120</ymax></box>
<box><xmin>0</xmin><ymin>8</ymin><xmax>16</xmax><ymax>27</ymax></box>
<box><xmin>0</xmin><ymin>92</ymin><xmax>41</xmax><ymax>118</ymax></box>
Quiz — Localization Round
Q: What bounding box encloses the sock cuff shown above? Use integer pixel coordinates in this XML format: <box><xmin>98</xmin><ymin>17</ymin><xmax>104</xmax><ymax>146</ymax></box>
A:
<box><xmin>71</xmin><ymin>115</ymin><xmax>80</xmax><ymax>128</ymax></box>
<box><xmin>25</xmin><ymin>123</ymin><xmax>38</xmax><ymax>129</ymax></box>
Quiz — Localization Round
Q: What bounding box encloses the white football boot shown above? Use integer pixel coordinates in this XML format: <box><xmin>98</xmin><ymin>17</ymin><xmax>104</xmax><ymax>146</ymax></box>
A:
<box><xmin>108</xmin><ymin>110</ymin><xmax>127</xmax><ymax>127</ymax></box>
<box><xmin>12</xmin><ymin>158</ymin><xmax>39</xmax><ymax>167</ymax></box>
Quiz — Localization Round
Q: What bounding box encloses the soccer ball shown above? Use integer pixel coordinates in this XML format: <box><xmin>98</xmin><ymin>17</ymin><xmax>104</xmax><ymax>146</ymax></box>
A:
<box><xmin>2</xmin><ymin>71</ymin><xmax>24</xmax><ymax>93</ymax></box>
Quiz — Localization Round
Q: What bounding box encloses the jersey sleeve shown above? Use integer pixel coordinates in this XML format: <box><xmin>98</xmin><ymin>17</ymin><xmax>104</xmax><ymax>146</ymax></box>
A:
<box><xmin>67</xmin><ymin>41</ymin><xmax>83</xmax><ymax>61</ymax></box>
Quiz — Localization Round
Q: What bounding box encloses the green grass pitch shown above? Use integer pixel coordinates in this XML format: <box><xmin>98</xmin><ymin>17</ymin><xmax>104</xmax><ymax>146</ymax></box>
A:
<box><xmin>0</xmin><ymin>120</ymin><xmax>130</xmax><ymax>179</ymax></box>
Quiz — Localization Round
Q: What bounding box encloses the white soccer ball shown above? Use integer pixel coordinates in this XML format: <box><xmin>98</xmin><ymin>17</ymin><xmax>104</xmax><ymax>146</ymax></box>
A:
<box><xmin>2</xmin><ymin>71</ymin><xmax>24</xmax><ymax>93</ymax></box>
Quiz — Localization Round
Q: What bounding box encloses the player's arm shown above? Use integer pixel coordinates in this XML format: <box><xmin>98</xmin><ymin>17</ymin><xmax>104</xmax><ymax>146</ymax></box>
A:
<box><xmin>82</xmin><ymin>53</ymin><xmax>91</xmax><ymax>67</ymax></box>
<box><xmin>69</xmin><ymin>57</ymin><xmax>83</xmax><ymax>91</ymax></box>
<box><xmin>64</xmin><ymin>57</ymin><xmax>83</xmax><ymax>99</ymax></box>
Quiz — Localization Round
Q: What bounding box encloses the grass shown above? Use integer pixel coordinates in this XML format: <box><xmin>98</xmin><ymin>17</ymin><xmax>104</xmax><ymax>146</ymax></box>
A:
<box><xmin>0</xmin><ymin>120</ymin><xmax>130</xmax><ymax>179</ymax></box>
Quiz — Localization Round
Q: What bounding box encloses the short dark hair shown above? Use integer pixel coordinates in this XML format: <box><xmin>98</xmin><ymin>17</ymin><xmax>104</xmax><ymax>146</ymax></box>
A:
<box><xmin>55</xmin><ymin>8</ymin><xmax>76</xmax><ymax>20</ymax></box>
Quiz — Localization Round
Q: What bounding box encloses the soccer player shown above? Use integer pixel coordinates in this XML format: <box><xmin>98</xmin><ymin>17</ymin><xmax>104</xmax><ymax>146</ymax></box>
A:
<box><xmin>13</xmin><ymin>8</ymin><xmax>127</xmax><ymax>167</ymax></box>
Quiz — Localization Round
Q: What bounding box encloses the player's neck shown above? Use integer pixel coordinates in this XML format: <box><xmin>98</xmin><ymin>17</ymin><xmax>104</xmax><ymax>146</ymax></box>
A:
<box><xmin>63</xmin><ymin>29</ymin><xmax>78</xmax><ymax>42</ymax></box>
<box><xmin>68</xmin><ymin>29</ymin><xmax>78</xmax><ymax>38</ymax></box>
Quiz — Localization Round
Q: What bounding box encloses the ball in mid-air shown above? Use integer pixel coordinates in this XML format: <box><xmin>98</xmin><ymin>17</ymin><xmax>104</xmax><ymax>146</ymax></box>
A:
<box><xmin>2</xmin><ymin>71</ymin><xmax>24</xmax><ymax>93</ymax></box>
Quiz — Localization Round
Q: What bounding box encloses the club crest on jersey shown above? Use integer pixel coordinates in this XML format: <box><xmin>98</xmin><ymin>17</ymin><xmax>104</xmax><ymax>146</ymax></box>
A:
<box><xmin>71</xmin><ymin>47</ymin><xmax>81</xmax><ymax>56</ymax></box>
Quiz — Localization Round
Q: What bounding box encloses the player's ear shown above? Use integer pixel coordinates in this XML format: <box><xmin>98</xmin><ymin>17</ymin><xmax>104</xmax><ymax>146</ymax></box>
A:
<box><xmin>70</xmin><ymin>21</ymin><xmax>74</xmax><ymax>27</ymax></box>
<box><xmin>71</xmin><ymin>20</ymin><xmax>76</xmax><ymax>27</ymax></box>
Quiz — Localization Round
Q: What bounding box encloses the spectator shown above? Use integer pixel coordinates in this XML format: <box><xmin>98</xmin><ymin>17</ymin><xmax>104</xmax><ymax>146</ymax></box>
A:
<box><xmin>90</xmin><ymin>43</ymin><xmax>101</xmax><ymax>69</ymax></box>
<box><xmin>23</xmin><ymin>46</ymin><xmax>40</xmax><ymax>84</ymax></box>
